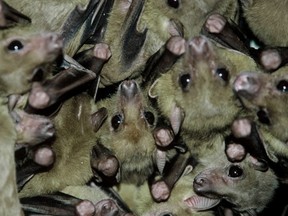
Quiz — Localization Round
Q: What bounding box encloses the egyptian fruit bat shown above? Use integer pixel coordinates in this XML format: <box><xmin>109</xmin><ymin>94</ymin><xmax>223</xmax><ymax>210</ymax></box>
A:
<box><xmin>193</xmin><ymin>142</ymin><xmax>279</xmax><ymax>215</ymax></box>
<box><xmin>6</xmin><ymin>0</ymin><xmax>108</xmax><ymax>56</ymax></box>
<box><xmin>19</xmin><ymin>79</ymin><xmax>165</xmax><ymax>197</ymax></box>
<box><xmin>112</xmin><ymin>163</ymin><xmax>218</xmax><ymax>216</ymax></box>
<box><xmin>94</xmin><ymin>80</ymin><xmax>168</xmax><ymax>185</ymax></box>
<box><xmin>18</xmin><ymin>92</ymin><xmax>107</xmax><ymax>198</ymax></box>
<box><xmin>0</xmin><ymin>16</ymin><xmax>62</xmax><ymax>215</ymax></box>
<box><xmin>0</xmin><ymin>29</ymin><xmax>63</xmax><ymax>95</ymax></box>
<box><xmin>89</xmin><ymin>0</ymin><xmax>234</xmax><ymax>87</ymax></box>
<box><xmin>149</xmin><ymin>35</ymin><xmax>258</xmax><ymax>141</ymax></box>
<box><xmin>233</xmin><ymin>68</ymin><xmax>288</xmax><ymax>166</ymax></box>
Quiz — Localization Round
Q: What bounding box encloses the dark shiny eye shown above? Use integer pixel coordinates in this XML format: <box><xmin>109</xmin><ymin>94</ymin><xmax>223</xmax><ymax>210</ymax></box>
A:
<box><xmin>257</xmin><ymin>110</ymin><xmax>271</xmax><ymax>125</ymax></box>
<box><xmin>215</xmin><ymin>68</ymin><xmax>229</xmax><ymax>82</ymax></box>
<box><xmin>167</xmin><ymin>0</ymin><xmax>179</xmax><ymax>8</ymax></box>
<box><xmin>144</xmin><ymin>111</ymin><xmax>155</xmax><ymax>125</ymax></box>
<box><xmin>161</xmin><ymin>213</ymin><xmax>173</xmax><ymax>216</ymax></box>
<box><xmin>276</xmin><ymin>80</ymin><xmax>288</xmax><ymax>92</ymax></box>
<box><xmin>228</xmin><ymin>165</ymin><xmax>243</xmax><ymax>178</ymax></box>
<box><xmin>8</xmin><ymin>40</ymin><xmax>24</xmax><ymax>51</ymax></box>
<box><xmin>179</xmin><ymin>73</ymin><xmax>191</xmax><ymax>90</ymax></box>
<box><xmin>111</xmin><ymin>114</ymin><xmax>123</xmax><ymax>130</ymax></box>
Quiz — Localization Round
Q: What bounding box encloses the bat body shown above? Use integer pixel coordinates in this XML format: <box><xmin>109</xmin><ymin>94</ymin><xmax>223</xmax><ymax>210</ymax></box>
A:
<box><xmin>241</xmin><ymin>0</ymin><xmax>288</xmax><ymax>47</ymax></box>
<box><xmin>233</xmin><ymin>68</ymin><xmax>288</xmax><ymax>175</ymax></box>
<box><xmin>90</xmin><ymin>0</ymin><xmax>232</xmax><ymax>87</ymax></box>
<box><xmin>149</xmin><ymin>36</ymin><xmax>258</xmax><ymax>155</ymax></box>
<box><xmin>193</xmin><ymin>141</ymin><xmax>279</xmax><ymax>215</ymax></box>
<box><xmin>6</xmin><ymin>0</ymin><xmax>106</xmax><ymax>56</ymax></box>
<box><xmin>0</xmin><ymin>100</ymin><xmax>22</xmax><ymax>216</ymax></box>
<box><xmin>0</xmin><ymin>11</ymin><xmax>62</xmax><ymax>214</ymax></box>
<box><xmin>0</xmin><ymin>28</ymin><xmax>63</xmax><ymax>96</ymax></box>
<box><xmin>19</xmin><ymin>79</ymin><xmax>161</xmax><ymax>197</ymax></box>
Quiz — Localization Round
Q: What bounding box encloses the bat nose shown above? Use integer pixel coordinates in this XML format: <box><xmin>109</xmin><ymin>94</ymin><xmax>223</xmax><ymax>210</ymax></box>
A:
<box><xmin>188</xmin><ymin>36</ymin><xmax>210</xmax><ymax>57</ymax></box>
<box><xmin>120</xmin><ymin>80</ymin><xmax>139</xmax><ymax>99</ymax></box>
<box><xmin>193</xmin><ymin>176</ymin><xmax>210</xmax><ymax>194</ymax></box>
<box><xmin>233</xmin><ymin>73</ymin><xmax>260</xmax><ymax>96</ymax></box>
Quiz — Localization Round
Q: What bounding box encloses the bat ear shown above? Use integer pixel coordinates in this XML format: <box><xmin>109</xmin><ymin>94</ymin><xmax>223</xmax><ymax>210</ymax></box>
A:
<box><xmin>91</xmin><ymin>107</ymin><xmax>108</xmax><ymax>132</ymax></box>
<box><xmin>240</xmin><ymin>0</ymin><xmax>254</xmax><ymax>8</ymax></box>
<box><xmin>182</xmin><ymin>164</ymin><xmax>193</xmax><ymax>176</ymax></box>
<box><xmin>247</xmin><ymin>154</ymin><xmax>268</xmax><ymax>172</ymax></box>
<box><xmin>148</xmin><ymin>78</ymin><xmax>159</xmax><ymax>98</ymax></box>
<box><xmin>0</xmin><ymin>1</ymin><xmax>31</xmax><ymax>28</ymax></box>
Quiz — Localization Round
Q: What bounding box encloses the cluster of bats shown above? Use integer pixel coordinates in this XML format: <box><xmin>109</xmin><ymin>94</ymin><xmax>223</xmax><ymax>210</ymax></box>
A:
<box><xmin>1</xmin><ymin>0</ymin><xmax>288</xmax><ymax>215</ymax></box>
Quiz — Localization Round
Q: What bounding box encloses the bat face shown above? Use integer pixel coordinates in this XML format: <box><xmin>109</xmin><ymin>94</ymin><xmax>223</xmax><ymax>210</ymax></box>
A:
<box><xmin>0</xmin><ymin>30</ymin><xmax>63</xmax><ymax>95</ymax></box>
<box><xmin>150</xmin><ymin>36</ymin><xmax>258</xmax><ymax>136</ymax></box>
<box><xmin>193</xmin><ymin>154</ymin><xmax>278</xmax><ymax>213</ymax></box>
<box><xmin>6</xmin><ymin>0</ymin><xmax>107</xmax><ymax>56</ymax></box>
<box><xmin>97</xmin><ymin>80</ymin><xmax>158</xmax><ymax>184</ymax></box>
<box><xmin>233</xmin><ymin>68</ymin><xmax>288</xmax><ymax>143</ymax></box>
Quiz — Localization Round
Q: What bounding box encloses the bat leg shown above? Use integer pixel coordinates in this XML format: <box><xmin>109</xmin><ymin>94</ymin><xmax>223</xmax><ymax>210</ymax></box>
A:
<box><xmin>20</xmin><ymin>192</ymin><xmax>95</xmax><ymax>216</ymax></box>
<box><xmin>27</xmin><ymin>61</ymin><xmax>96</xmax><ymax>110</ymax></box>
<box><xmin>226</xmin><ymin>118</ymin><xmax>269</xmax><ymax>171</ymax></box>
<box><xmin>258</xmin><ymin>47</ymin><xmax>288</xmax><ymax>72</ymax></box>
<box><xmin>74</xmin><ymin>43</ymin><xmax>112</xmax><ymax>100</ymax></box>
<box><xmin>90</xmin><ymin>143</ymin><xmax>119</xmax><ymax>184</ymax></box>
<box><xmin>202</xmin><ymin>13</ymin><xmax>251</xmax><ymax>55</ymax></box>
<box><xmin>150</xmin><ymin>152</ymin><xmax>192</xmax><ymax>202</ymax></box>
<box><xmin>142</xmin><ymin>36</ymin><xmax>185</xmax><ymax>86</ymax></box>
<box><xmin>16</xmin><ymin>145</ymin><xmax>55</xmax><ymax>192</ymax></box>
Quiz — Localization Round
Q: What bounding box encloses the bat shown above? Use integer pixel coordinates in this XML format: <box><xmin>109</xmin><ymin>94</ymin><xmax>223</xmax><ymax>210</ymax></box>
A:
<box><xmin>6</xmin><ymin>0</ymin><xmax>109</xmax><ymax>56</ymax></box>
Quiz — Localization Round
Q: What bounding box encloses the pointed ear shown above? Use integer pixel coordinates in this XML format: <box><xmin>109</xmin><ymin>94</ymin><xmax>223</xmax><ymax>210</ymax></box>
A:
<box><xmin>248</xmin><ymin>154</ymin><xmax>268</xmax><ymax>172</ymax></box>
<box><xmin>0</xmin><ymin>1</ymin><xmax>31</xmax><ymax>28</ymax></box>
<box><xmin>148</xmin><ymin>78</ymin><xmax>159</xmax><ymax>98</ymax></box>
<box><xmin>90</xmin><ymin>107</ymin><xmax>108</xmax><ymax>132</ymax></box>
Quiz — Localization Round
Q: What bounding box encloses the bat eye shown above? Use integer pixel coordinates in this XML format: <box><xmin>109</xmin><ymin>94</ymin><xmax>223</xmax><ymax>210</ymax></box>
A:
<box><xmin>111</xmin><ymin>114</ymin><xmax>123</xmax><ymax>130</ymax></box>
<box><xmin>8</xmin><ymin>40</ymin><xmax>24</xmax><ymax>51</ymax></box>
<box><xmin>228</xmin><ymin>165</ymin><xmax>243</xmax><ymax>178</ymax></box>
<box><xmin>215</xmin><ymin>68</ymin><xmax>229</xmax><ymax>82</ymax></box>
<box><xmin>276</xmin><ymin>80</ymin><xmax>288</xmax><ymax>93</ymax></box>
<box><xmin>167</xmin><ymin>0</ymin><xmax>179</xmax><ymax>8</ymax></box>
<box><xmin>179</xmin><ymin>73</ymin><xmax>191</xmax><ymax>90</ymax></box>
<box><xmin>144</xmin><ymin>111</ymin><xmax>155</xmax><ymax>126</ymax></box>
<box><xmin>161</xmin><ymin>213</ymin><xmax>174</xmax><ymax>216</ymax></box>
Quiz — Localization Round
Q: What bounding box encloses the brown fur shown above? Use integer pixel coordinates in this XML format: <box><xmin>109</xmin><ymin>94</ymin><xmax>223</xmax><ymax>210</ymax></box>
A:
<box><xmin>0</xmin><ymin>21</ymin><xmax>62</xmax><ymax>214</ymax></box>
<box><xmin>0</xmin><ymin>98</ymin><xmax>22</xmax><ymax>216</ymax></box>
<box><xmin>0</xmin><ymin>27</ymin><xmax>62</xmax><ymax>95</ymax></box>
<box><xmin>20</xmin><ymin>80</ymin><xmax>158</xmax><ymax>197</ymax></box>
<box><xmin>95</xmin><ymin>0</ymin><xmax>224</xmax><ymax>87</ymax></box>
<box><xmin>234</xmin><ymin>68</ymin><xmax>288</xmax><ymax>160</ymax></box>
<box><xmin>116</xmin><ymin>137</ymin><xmax>277</xmax><ymax>215</ymax></box>
<box><xmin>6</xmin><ymin>0</ymin><xmax>99</xmax><ymax>55</ymax></box>
<box><xmin>242</xmin><ymin>0</ymin><xmax>288</xmax><ymax>46</ymax></box>
<box><xmin>194</xmin><ymin>140</ymin><xmax>279</xmax><ymax>214</ymax></box>
<box><xmin>150</xmin><ymin>36</ymin><xmax>258</xmax><ymax>139</ymax></box>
